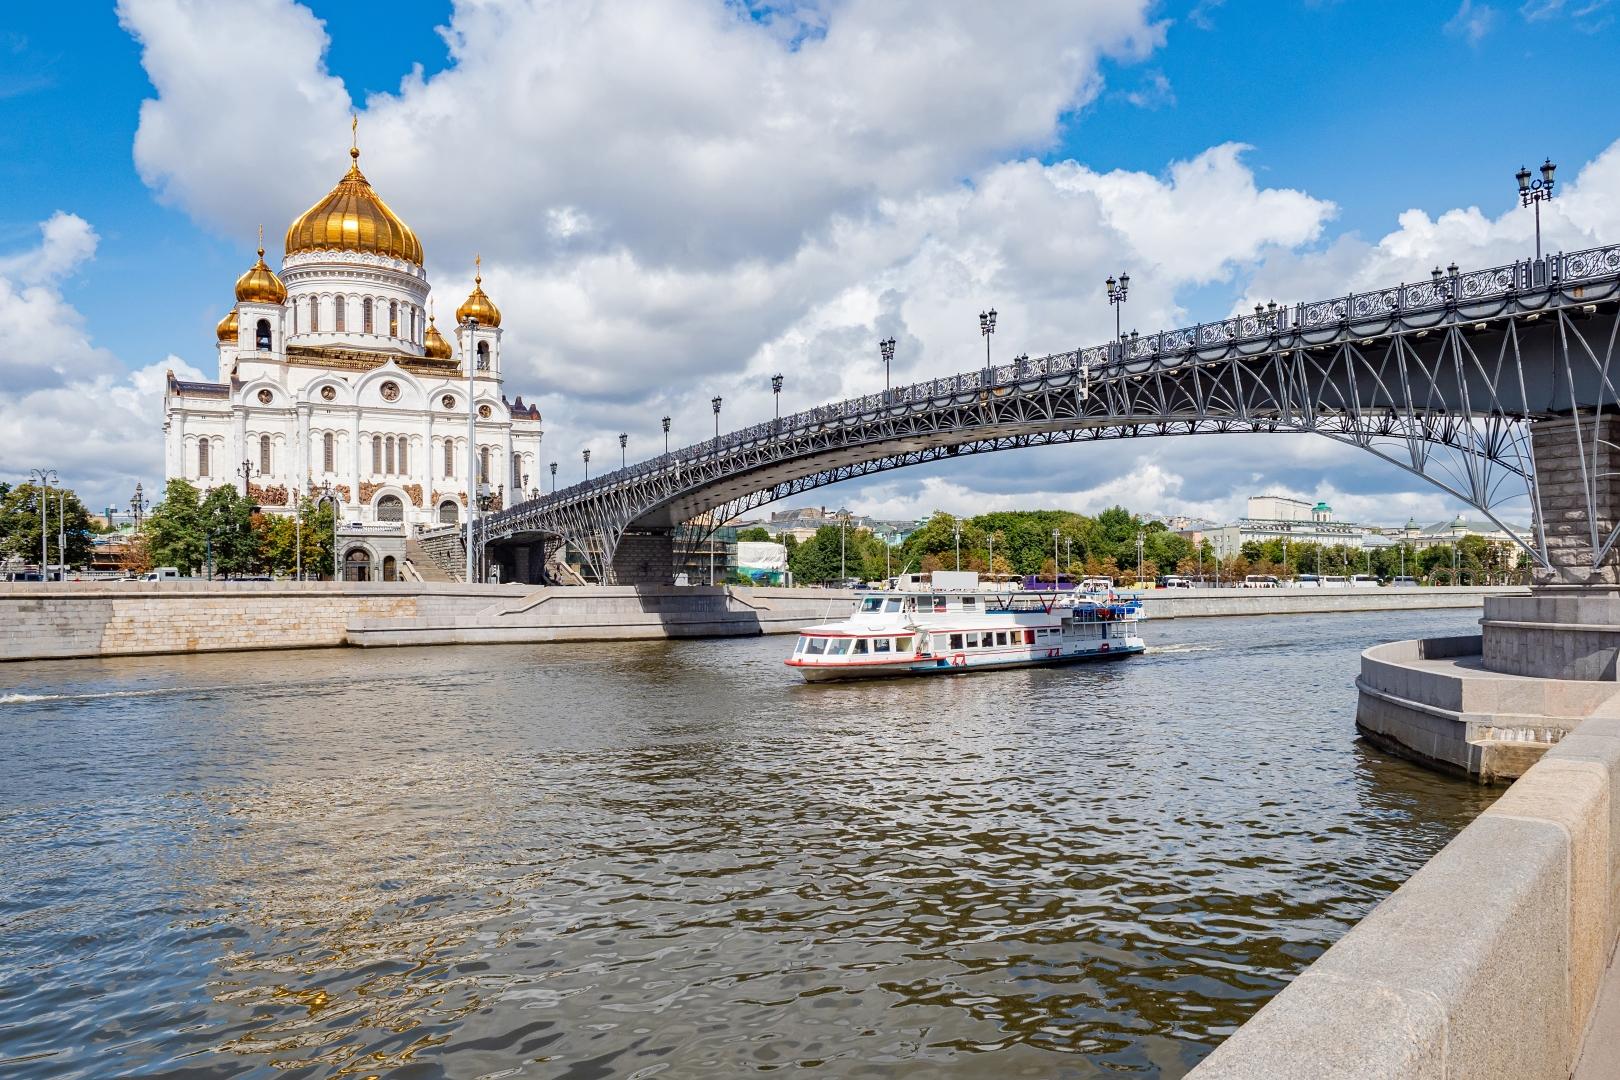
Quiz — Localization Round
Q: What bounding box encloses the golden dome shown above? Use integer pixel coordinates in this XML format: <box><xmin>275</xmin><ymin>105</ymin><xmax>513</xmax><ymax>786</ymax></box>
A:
<box><xmin>215</xmin><ymin>309</ymin><xmax>239</xmax><ymax>342</ymax></box>
<box><xmin>284</xmin><ymin>145</ymin><xmax>423</xmax><ymax>265</ymax></box>
<box><xmin>422</xmin><ymin>315</ymin><xmax>454</xmax><ymax>360</ymax></box>
<box><xmin>455</xmin><ymin>258</ymin><xmax>501</xmax><ymax>327</ymax></box>
<box><xmin>234</xmin><ymin>246</ymin><xmax>287</xmax><ymax>304</ymax></box>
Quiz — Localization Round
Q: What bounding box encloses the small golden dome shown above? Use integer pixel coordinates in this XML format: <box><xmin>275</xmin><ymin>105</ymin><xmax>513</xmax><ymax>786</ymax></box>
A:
<box><xmin>284</xmin><ymin>144</ymin><xmax>423</xmax><ymax>265</ymax></box>
<box><xmin>422</xmin><ymin>315</ymin><xmax>454</xmax><ymax>360</ymax></box>
<box><xmin>455</xmin><ymin>258</ymin><xmax>501</xmax><ymax>327</ymax></box>
<box><xmin>216</xmin><ymin>309</ymin><xmax>239</xmax><ymax>342</ymax></box>
<box><xmin>234</xmin><ymin>246</ymin><xmax>287</xmax><ymax>304</ymax></box>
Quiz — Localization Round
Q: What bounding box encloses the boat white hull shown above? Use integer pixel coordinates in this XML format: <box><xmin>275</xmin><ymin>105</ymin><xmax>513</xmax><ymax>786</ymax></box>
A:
<box><xmin>789</xmin><ymin>640</ymin><xmax>1145</xmax><ymax>683</ymax></box>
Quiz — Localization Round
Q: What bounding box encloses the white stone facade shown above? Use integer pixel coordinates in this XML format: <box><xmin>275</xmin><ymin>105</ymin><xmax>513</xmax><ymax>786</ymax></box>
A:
<box><xmin>163</xmin><ymin>164</ymin><xmax>543</xmax><ymax>583</ymax></box>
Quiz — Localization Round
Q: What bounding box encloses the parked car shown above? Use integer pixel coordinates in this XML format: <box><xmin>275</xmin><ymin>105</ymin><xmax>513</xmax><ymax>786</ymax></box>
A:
<box><xmin>1349</xmin><ymin>574</ymin><xmax>1381</xmax><ymax>588</ymax></box>
<box><xmin>140</xmin><ymin>567</ymin><xmax>180</xmax><ymax>581</ymax></box>
<box><xmin>1157</xmin><ymin>575</ymin><xmax>1193</xmax><ymax>589</ymax></box>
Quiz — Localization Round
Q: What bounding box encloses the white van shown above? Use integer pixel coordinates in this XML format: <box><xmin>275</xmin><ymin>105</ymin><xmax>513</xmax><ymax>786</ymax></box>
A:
<box><xmin>140</xmin><ymin>567</ymin><xmax>180</xmax><ymax>581</ymax></box>
<box><xmin>1320</xmin><ymin>575</ymin><xmax>1350</xmax><ymax>588</ymax></box>
<box><xmin>1349</xmin><ymin>574</ymin><xmax>1381</xmax><ymax>588</ymax></box>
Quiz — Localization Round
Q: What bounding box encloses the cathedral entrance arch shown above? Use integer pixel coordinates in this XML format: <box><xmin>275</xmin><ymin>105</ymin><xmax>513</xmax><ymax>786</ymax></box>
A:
<box><xmin>343</xmin><ymin>547</ymin><xmax>373</xmax><ymax>581</ymax></box>
<box><xmin>382</xmin><ymin>555</ymin><xmax>398</xmax><ymax>582</ymax></box>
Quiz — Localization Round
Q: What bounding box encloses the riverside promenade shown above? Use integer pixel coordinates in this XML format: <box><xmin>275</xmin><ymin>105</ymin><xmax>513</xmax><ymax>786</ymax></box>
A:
<box><xmin>0</xmin><ymin>581</ymin><xmax>1519</xmax><ymax>661</ymax></box>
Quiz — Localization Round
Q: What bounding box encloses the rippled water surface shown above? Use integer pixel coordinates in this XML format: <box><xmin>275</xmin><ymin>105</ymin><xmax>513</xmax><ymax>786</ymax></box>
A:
<box><xmin>0</xmin><ymin>608</ymin><xmax>1497</xmax><ymax>1078</ymax></box>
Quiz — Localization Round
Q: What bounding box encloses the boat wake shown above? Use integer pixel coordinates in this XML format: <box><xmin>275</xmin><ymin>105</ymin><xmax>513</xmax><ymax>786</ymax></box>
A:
<box><xmin>1147</xmin><ymin>643</ymin><xmax>1219</xmax><ymax>655</ymax></box>
<box><xmin>0</xmin><ymin>686</ymin><xmax>207</xmax><ymax>706</ymax></box>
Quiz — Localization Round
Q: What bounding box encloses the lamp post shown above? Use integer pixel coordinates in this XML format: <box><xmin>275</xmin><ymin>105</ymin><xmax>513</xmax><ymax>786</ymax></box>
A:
<box><xmin>29</xmin><ymin>468</ymin><xmax>55</xmax><ymax>579</ymax></box>
<box><xmin>549</xmin><ymin>461</ymin><xmax>558</xmax><ymax>494</ymax></box>
<box><xmin>1106</xmin><ymin>271</ymin><xmax>1130</xmax><ymax>359</ymax></box>
<box><xmin>1065</xmin><ymin>536</ymin><xmax>1073</xmax><ymax>582</ymax></box>
<box><xmin>771</xmin><ymin>374</ymin><xmax>783</xmax><ymax>425</ymax></box>
<box><xmin>129</xmin><ymin>482</ymin><xmax>149</xmax><ymax>534</ymax></box>
<box><xmin>662</xmin><ymin>415</ymin><xmax>671</xmax><ymax>454</ymax></box>
<box><xmin>879</xmin><ymin>337</ymin><xmax>895</xmax><ymax>394</ymax></box>
<box><xmin>464</xmin><ymin>313</ymin><xmax>480</xmax><ymax>584</ymax></box>
<box><xmin>582</xmin><ymin>447</ymin><xmax>591</xmax><ymax>481</ymax></box>
<box><xmin>1054</xmin><ymin>528</ymin><xmax>1061</xmax><ymax>585</ymax></box>
<box><xmin>1136</xmin><ymin>528</ymin><xmax>1145</xmax><ymax>584</ymax></box>
<box><xmin>711</xmin><ymin>395</ymin><xmax>723</xmax><ymax>440</ymax></box>
<box><xmin>839</xmin><ymin>506</ymin><xmax>848</xmax><ymax>584</ymax></box>
<box><xmin>619</xmin><ymin>432</ymin><xmax>627</xmax><ymax>469</ymax></box>
<box><xmin>978</xmin><ymin>309</ymin><xmax>997</xmax><ymax>380</ymax></box>
<box><xmin>953</xmin><ymin>517</ymin><xmax>961</xmax><ymax>571</ymax></box>
<box><xmin>1516</xmin><ymin>158</ymin><xmax>1557</xmax><ymax>262</ymax></box>
<box><xmin>986</xmin><ymin>531</ymin><xmax>994</xmax><ymax>579</ymax></box>
<box><xmin>237</xmin><ymin>458</ymin><xmax>256</xmax><ymax>496</ymax></box>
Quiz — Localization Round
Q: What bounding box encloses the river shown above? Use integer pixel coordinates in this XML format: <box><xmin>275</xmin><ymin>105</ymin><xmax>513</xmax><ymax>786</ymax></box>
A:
<box><xmin>0</xmin><ymin>608</ymin><xmax>1495</xmax><ymax>1078</ymax></box>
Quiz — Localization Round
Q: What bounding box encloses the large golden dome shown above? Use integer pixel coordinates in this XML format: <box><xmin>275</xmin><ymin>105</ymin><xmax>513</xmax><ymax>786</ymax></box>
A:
<box><xmin>422</xmin><ymin>314</ymin><xmax>454</xmax><ymax>360</ymax></box>
<box><xmin>455</xmin><ymin>261</ymin><xmax>502</xmax><ymax>327</ymax></box>
<box><xmin>216</xmin><ymin>309</ymin><xmax>239</xmax><ymax>342</ymax></box>
<box><xmin>234</xmin><ymin>247</ymin><xmax>288</xmax><ymax>304</ymax></box>
<box><xmin>284</xmin><ymin>146</ymin><xmax>423</xmax><ymax>265</ymax></box>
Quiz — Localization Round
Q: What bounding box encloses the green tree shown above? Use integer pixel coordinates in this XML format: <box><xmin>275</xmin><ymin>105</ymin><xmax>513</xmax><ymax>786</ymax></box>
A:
<box><xmin>202</xmin><ymin>485</ymin><xmax>259</xmax><ymax>577</ymax></box>
<box><xmin>736</xmin><ymin>526</ymin><xmax>772</xmax><ymax>543</ymax></box>
<box><xmin>0</xmin><ymin>483</ymin><xmax>96</xmax><ymax>567</ymax></box>
<box><xmin>144</xmin><ymin>479</ymin><xmax>207</xmax><ymax>573</ymax></box>
<box><xmin>788</xmin><ymin>525</ymin><xmax>847</xmax><ymax>584</ymax></box>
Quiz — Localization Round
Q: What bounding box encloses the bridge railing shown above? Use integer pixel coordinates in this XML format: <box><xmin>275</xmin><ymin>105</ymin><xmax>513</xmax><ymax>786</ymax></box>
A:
<box><xmin>484</xmin><ymin>243</ymin><xmax>1620</xmax><ymax>534</ymax></box>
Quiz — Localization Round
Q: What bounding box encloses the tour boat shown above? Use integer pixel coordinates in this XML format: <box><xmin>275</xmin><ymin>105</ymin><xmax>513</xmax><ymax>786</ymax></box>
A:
<box><xmin>785</xmin><ymin>571</ymin><xmax>1145</xmax><ymax>682</ymax></box>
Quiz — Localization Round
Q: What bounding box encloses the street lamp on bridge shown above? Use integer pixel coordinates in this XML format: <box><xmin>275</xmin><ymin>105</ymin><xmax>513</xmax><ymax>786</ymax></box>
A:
<box><xmin>1516</xmin><ymin>158</ymin><xmax>1557</xmax><ymax>261</ymax></box>
<box><xmin>771</xmin><ymin>374</ymin><xmax>783</xmax><ymax>424</ymax></box>
<box><xmin>878</xmin><ymin>337</ymin><xmax>895</xmax><ymax>394</ymax></box>
<box><xmin>712</xmin><ymin>395</ymin><xmax>723</xmax><ymax>440</ymax></box>
<box><xmin>618</xmin><ymin>432</ymin><xmax>627</xmax><ymax>469</ymax></box>
<box><xmin>582</xmin><ymin>447</ymin><xmax>591</xmax><ymax>481</ymax></box>
<box><xmin>662</xmin><ymin>415</ymin><xmax>671</xmax><ymax>454</ymax></box>
<box><xmin>549</xmin><ymin>461</ymin><xmax>558</xmax><ymax>493</ymax></box>
<box><xmin>978</xmin><ymin>310</ymin><xmax>996</xmax><ymax>376</ymax></box>
<box><xmin>1106</xmin><ymin>271</ymin><xmax>1130</xmax><ymax>356</ymax></box>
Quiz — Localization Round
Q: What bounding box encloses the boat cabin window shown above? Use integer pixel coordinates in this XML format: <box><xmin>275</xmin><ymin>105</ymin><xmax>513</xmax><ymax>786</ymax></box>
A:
<box><xmin>860</xmin><ymin>597</ymin><xmax>883</xmax><ymax>612</ymax></box>
<box><xmin>949</xmin><ymin>633</ymin><xmax>964</xmax><ymax>650</ymax></box>
<box><xmin>805</xmin><ymin>637</ymin><xmax>827</xmax><ymax>655</ymax></box>
<box><xmin>874</xmin><ymin>638</ymin><xmax>892</xmax><ymax>653</ymax></box>
<box><xmin>960</xmin><ymin>596</ymin><xmax>977</xmax><ymax>610</ymax></box>
<box><xmin>794</xmin><ymin>636</ymin><xmax>808</xmax><ymax>653</ymax></box>
<box><xmin>995</xmin><ymin>631</ymin><xmax>1008</xmax><ymax>646</ymax></box>
<box><xmin>966</xmin><ymin>632</ymin><xmax>980</xmax><ymax>648</ymax></box>
<box><xmin>827</xmin><ymin>638</ymin><xmax>851</xmax><ymax>655</ymax></box>
<box><xmin>930</xmin><ymin>595</ymin><xmax>947</xmax><ymax>613</ymax></box>
<box><xmin>853</xmin><ymin>639</ymin><xmax>868</xmax><ymax>654</ymax></box>
<box><xmin>1024</xmin><ymin>630</ymin><xmax>1036</xmax><ymax>644</ymax></box>
<box><xmin>896</xmin><ymin>636</ymin><xmax>913</xmax><ymax>652</ymax></box>
<box><xmin>884</xmin><ymin>598</ymin><xmax>902</xmax><ymax>613</ymax></box>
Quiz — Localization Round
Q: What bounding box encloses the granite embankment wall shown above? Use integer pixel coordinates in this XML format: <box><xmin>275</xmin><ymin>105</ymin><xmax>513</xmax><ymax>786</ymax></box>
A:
<box><xmin>0</xmin><ymin>582</ymin><xmax>1520</xmax><ymax>662</ymax></box>
<box><xmin>1190</xmin><ymin>704</ymin><xmax>1620</xmax><ymax>1079</ymax></box>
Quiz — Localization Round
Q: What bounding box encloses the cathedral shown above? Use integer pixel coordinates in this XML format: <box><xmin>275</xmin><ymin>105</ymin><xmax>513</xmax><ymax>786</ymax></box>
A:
<box><xmin>162</xmin><ymin>134</ymin><xmax>544</xmax><ymax>580</ymax></box>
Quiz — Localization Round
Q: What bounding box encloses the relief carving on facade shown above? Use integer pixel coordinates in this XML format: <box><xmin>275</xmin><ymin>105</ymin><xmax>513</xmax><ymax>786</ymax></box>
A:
<box><xmin>401</xmin><ymin>483</ymin><xmax>424</xmax><ymax>508</ymax></box>
<box><xmin>247</xmin><ymin>482</ymin><xmax>289</xmax><ymax>506</ymax></box>
<box><xmin>433</xmin><ymin>490</ymin><xmax>469</xmax><ymax>507</ymax></box>
<box><xmin>359</xmin><ymin>481</ymin><xmax>384</xmax><ymax>504</ymax></box>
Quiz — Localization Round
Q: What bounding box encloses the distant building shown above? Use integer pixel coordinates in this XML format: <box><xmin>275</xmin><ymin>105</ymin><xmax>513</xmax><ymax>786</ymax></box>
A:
<box><xmin>1197</xmin><ymin>495</ymin><xmax>1369</xmax><ymax>558</ymax></box>
<box><xmin>1377</xmin><ymin>516</ymin><xmax>1530</xmax><ymax>563</ymax></box>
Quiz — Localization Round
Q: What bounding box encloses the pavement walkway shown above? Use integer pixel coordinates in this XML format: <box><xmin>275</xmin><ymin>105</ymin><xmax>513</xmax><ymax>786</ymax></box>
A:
<box><xmin>1574</xmin><ymin>941</ymin><xmax>1620</xmax><ymax>1079</ymax></box>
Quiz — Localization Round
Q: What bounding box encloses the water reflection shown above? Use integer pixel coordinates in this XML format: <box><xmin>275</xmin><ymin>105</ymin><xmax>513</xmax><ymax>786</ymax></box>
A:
<box><xmin>0</xmin><ymin>609</ymin><xmax>1495</xmax><ymax>1078</ymax></box>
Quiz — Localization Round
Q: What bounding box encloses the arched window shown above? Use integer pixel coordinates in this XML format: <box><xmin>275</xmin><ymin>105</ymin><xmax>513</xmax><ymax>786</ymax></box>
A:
<box><xmin>309</xmin><ymin>297</ymin><xmax>319</xmax><ymax>333</ymax></box>
<box><xmin>198</xmin><ymin>438</ymin><xmax>210</xmax><ymax>477</ymax></box>
<box><xmin>382</xmin><ymin>555</ymin><xmax>398</xmax><ymax>581</ymax></box>
<box><xmin>389</xmin><ymin>300</ymin><xmax>398</xmax><ymax>337</ymax></box>
<box><xmin>439</xmin><ymin>501</ymin><xmax>459</xmax><ymax>524</ymax></box>
<box><xmin>292</xmin><ymin>304</ymin><xmax>298</xmax><ymax>335</ymax></box>
<box><xmin>343</xmin><ymin>547</ymin><xmax>371</xmax><ymax>582</ymax></box>
<box><xmin>334</xmin><ymin>296</ymin><xmax>346</xmax><ymax>331</ymax></box>
<box><xmin>385</xmin><ymin>436</ymin><xmax>395</xmax><ymax>476</ymax></box>
<box><xmin>372</xmin><ymin>435</ymin><xmax>382</xmax><ymax>475</ymax></box>
<box><xmin>398</xmin><ymin>438</ymin><xmax>408</xmax><ymax>475</ymax></box>
<box><xmin>513</xmin><ymin>455</ymin><xmax>522</xmax><ymax>490</ymax></box>
<box><xmin>259</xmin><ymin>434</ymin><xmax>271</xmax><ymax>475</ymax></box>
<box><xmin>476</xmin><ymin>340</ymin><xmax>490</xmax><ymax>371</ymax></box>
<box><xmin>479</xmin><ymin>446</ymin><xmax>490</xmax><ymax>485</ymax></box>
<box><xmin>444</xmin><ymin>439</ymin><xmax>454</xmax><ymax>479</ymax></box>
<box><xmin>255</xmin><ymin>318</ymin><xmax>272</xmax><ymax>350</ymax></box>
<box><xmin>323</xmin><ymin>431</ymin><xmax>335</xmax><ymax>472</ymax></box>
<box><xmin>408</xmin><ymin>306</ymin><xmax>416</xmax><ymax>341</ymax></box>
<box><xmin>376</xmin><ymin>495</ymin><xmax>404</xmax><ymax>522</ymax></box>
<box><xmin>362</xmin><ymin>298</ymin><xmax>374</xmax><ymax>334</ymax></box>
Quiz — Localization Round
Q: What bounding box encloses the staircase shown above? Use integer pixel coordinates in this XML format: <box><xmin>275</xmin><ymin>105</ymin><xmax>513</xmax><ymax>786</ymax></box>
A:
<box><xmin>406</xmin><ymin>530</ymin><xmax>463</xmax><ymax>582</ymax></box>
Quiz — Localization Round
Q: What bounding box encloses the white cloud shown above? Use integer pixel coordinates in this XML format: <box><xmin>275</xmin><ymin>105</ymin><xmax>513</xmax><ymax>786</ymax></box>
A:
<box><xmin>0</xmin><ymin>212</ymin><xmax>195</xmax><ymax>508</ymax></box>
<box><xmin>1444</xmin><ymin>0</ymin><xmax>1498</xmax><ymax>45</ymax></box>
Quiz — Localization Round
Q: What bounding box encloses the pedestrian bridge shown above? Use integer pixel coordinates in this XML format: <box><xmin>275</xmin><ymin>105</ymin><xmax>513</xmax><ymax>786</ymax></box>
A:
<box><xmin>460</xmin><ymin>245</ymin><xmax>1620</xmax><ymax>585</ymax></box>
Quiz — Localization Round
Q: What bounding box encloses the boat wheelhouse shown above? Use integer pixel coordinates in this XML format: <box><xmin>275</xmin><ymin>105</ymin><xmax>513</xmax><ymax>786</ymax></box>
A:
<box><xmin>786</xmin><ymin>572</ymin><xmax>1145</xmax><ymax>682</ymax></box>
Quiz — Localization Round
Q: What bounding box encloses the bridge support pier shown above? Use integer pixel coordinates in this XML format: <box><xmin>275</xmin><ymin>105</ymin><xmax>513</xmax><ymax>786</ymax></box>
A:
<box><xmin>489</xmin><ymin>540</ymin><xmax>549</xmax><ymax>585</ymax></box>
<box><xmin>609</xmin><ymin>529</ymin><xmax>676</xmax><ymax>586</ymax></box>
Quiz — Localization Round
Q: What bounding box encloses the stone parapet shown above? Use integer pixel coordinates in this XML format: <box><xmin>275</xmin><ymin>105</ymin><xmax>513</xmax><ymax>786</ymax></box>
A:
<box><xmin>1189</xmin><ymin>708</ymin><xmax>1620</xmax><ymax>1079</ymax></box>
<box><xmin>1483</xmin><ymin>590</ymin><xmax>1620</xmax><ymax>681</ymax></box>
<box><xmin>1531</xmin><ymin>413</ymin><xmax>1620</xmax><ymax>587</ymax></box>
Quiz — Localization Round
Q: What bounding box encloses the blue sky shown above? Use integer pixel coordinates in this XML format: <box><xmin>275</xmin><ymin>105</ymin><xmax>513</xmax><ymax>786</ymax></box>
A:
<box><xmin>2</xmin><ymin>0</ymin><xmax>1618</xmax><ymax>522</ymax></box>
